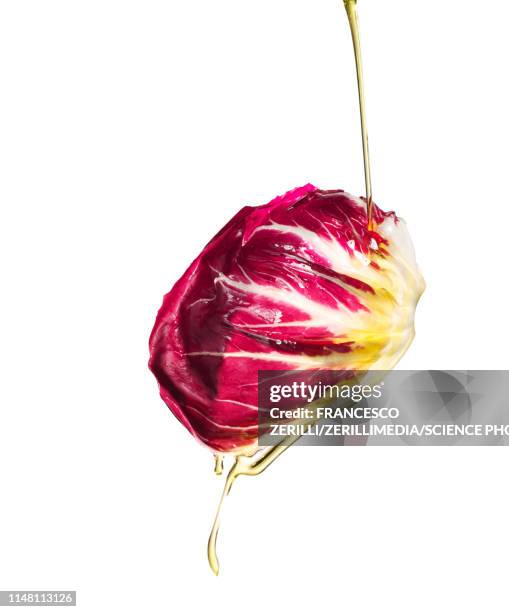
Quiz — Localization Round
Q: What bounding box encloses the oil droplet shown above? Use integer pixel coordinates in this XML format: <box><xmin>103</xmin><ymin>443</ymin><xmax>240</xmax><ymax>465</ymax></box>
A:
<box><xmin>214</xmin><ymin>453</ymin><xmax>223</xmax><ymax>476</ymax></box>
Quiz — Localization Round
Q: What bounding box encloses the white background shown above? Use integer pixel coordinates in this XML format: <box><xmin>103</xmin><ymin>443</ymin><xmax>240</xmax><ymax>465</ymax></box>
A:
<box><xmin>1</xmin><ymin>0</ymin><xmax>508</xmax><ymax>610</ymax></box>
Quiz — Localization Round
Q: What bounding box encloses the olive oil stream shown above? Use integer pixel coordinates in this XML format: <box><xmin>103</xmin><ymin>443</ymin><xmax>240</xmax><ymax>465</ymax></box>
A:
<box><xmin>344</xmin><ymin>0</ymin><xmax>373</xmax><ymax>229</ymax></box>
<box><xmin>207</xmin><ymin>0</ymin><xmax>374</xmax><ymax>575</ymax></box>
<box><xmin>207</xmin><ymin>442</ymin><xmax>297</xmax><ymax>575</ymax></box>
